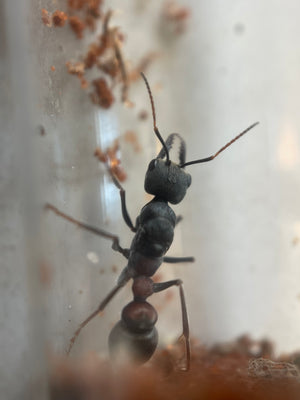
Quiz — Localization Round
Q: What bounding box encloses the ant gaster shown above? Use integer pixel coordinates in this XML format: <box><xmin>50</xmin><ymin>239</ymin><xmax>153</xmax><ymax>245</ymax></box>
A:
<box><xmin>46</xmin><ymin>73</ymin><xmax>259</xmax><ymax>371</ymax></box>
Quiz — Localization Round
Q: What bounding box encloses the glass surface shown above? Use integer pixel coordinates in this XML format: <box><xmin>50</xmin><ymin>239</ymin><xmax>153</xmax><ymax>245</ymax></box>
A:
<box><xmin>1</xmin><ymin>0</ymin><xmax>300</xmax><ymax>398</ymax></box>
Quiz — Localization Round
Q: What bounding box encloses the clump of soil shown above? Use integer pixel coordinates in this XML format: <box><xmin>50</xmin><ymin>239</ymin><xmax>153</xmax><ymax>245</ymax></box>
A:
<box><xmin>41</xmin><ymin>2</ymin><xmax>158</xmax><ymax>108</ymax></box>
<box><xmin>50</xmin><ymin>335</ymin><xmax>300</xmax><ymax>400</ymax></box>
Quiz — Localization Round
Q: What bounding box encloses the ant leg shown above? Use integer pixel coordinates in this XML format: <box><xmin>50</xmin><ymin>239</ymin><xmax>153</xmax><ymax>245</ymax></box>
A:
<box><xmin>163</xmin><ymin>256</ymin><xmax>195</xmax><ymax>263</ymax></box>
<box><xmin>175</xmin><ymin>215</ymin><xmax>183</xmax><ymax>225</ymax></box>
<box><xmin>107</xmin><ymin>171</ymin><xmax>136</xmax><ymax>233</ymax></box>
<box><xmin>153</xmin><ymin>279</ymin><xmax>190</xmax><ymax>371</ymax></box>
<box><xmin>45</xmin><ymin>204</ymin><xmax>130</xmax><ymax>259</ymax></box>
<box><xmin>67</xmin><ymin>267</ymin><xmax>131</xmax><ymax>355</ymax></box>
<box><xmin>167</xmin><ymin>217</ymin><xmax>194</xmax><ymax>262</ymax></box>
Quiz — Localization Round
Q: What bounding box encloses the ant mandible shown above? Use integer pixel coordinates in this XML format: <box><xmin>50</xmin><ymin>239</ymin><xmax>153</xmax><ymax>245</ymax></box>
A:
<box><xmin>46</xmin><ymin>73</ymin><xmax>259</xmax><ymax>371</ymax></box>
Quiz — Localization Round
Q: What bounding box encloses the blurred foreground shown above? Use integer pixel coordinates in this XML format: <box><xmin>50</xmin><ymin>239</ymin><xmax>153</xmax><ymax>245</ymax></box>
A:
<box><xmin>50</xmin><ymin>336</ymin><xmax>300</xmax><ymax>400</ymax></box>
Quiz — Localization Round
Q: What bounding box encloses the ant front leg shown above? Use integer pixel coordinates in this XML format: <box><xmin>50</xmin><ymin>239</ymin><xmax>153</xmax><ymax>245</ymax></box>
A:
<box><xmin>45</xmin><ymin>204</ymin><xmax>130</xmax><ymax>259</ymax></box>
<box><xmin>107</xmin><ymin>169</ymin><xmax>136</xmax><ymax>233</ymax></box>
<box><xmin>153</xmin><ymin>279</ymin><xmax>190</xmax><ymax>371</ymax></box>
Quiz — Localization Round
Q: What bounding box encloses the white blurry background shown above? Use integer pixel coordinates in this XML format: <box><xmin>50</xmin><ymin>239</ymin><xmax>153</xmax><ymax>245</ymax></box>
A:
<box><xmin>1</xmin><ymin>0</ymin><xmax>300</xmax><ymax>398</ymax></box>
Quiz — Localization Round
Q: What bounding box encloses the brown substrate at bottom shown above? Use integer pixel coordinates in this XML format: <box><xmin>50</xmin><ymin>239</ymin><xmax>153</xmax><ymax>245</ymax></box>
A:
<box><xmin>50</xmin><ymin>336</ymin><xmax>300</xmax><ymax>400</ymax></box>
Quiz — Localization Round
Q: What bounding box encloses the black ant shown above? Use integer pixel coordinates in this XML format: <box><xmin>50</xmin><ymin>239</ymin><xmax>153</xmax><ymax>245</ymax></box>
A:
<box><xmin>46</xmin><ymin>73</ymin><xmax>258</xmax><ymax>371</ymax></box>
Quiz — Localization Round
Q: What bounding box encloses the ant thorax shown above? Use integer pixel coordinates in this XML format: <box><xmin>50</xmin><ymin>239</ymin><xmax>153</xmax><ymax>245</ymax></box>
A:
<box><xmin>131</xmin><ymin>202</ymin><xmax>175</xmax><ymax>259</ymax></box>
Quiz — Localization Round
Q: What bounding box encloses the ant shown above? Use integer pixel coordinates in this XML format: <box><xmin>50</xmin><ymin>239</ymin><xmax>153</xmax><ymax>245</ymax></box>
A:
<box><xmin>46</xmin><ymin>73</ymin><xmax>259</xmax><ymax>371</ymax></box>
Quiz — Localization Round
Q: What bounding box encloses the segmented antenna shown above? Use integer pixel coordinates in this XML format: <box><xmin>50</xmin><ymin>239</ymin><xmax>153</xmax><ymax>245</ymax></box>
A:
<box><xmin>180</xmin><ymin>122</ymin><xmax>259</xmax><ymax>168</ymax></box>
<box><xmin>140</xmin><ymin>72</ymin><xmax>170</xmax><ymax>164</ymax></box>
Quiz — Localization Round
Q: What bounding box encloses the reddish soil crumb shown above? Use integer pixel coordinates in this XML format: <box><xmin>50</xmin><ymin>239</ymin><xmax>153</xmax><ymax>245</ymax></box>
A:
<box><xmin>66</xmin><ymin>61</ymin><xmax>88</xmax><ymax>89</ymax></box>
<box><xmin>153</xmin><ymin>82</ymin><xmax>163</xmax><ymax>93</ymax></box>
<box><xmin>111</xmin><ymin>265</ymin><xmax>118</xmax><ymax>273</ymax></box>
<box><xmin>67</xmin><ymin>0</ymin><xmax>102</xmax><ymax>16</ymax></box>
<box><xmin>86</xmin><ymin>0</ymin><xmax>103</xmax><ymax>18</ymax></box>
<box><xmin>138</xmin><ymin>109</ymin><xmax>148</xmax><ymax>121</ymax></box>
<box><xmin>66</xmin><ymin>61</ymin><xmax>85</xmax><ymax>76</ymax></box>
<box><xmin>83</xmin><ymin>43</ymin><xmax>103</xmax><ymax>69</ymax></box>
<box><xmin>51</xmin><ymin>65</ymin><xmax>56</xmax><ymax>72</ymax></box>
<box><xmin>164</xmin><ymin>289</ymin><xmax>174</xmax><ymax>302</ymax></box>
<box><xmin>67</xmin><ymin>0</ymin><xmax>85</xmax><ymax>10</ymax></box>
<box><xmin>41</xmin><ymin>8</ymin><xmax>52</xmax><ymax>27</ymax></box>
<box><xmin>39</xmin><ymin>261</ymin><xmax>53</xmax><ymax>287</ymax></box>
<box><xmin>94</xmin><ymin>140</ymin><xmax>127</xmax><ymax>182</ymax></box>
<box><xmin>41</xmin><ymin>3</ymin><xmax>158</xmax><ymax>108</ymax></box>
<box><xmin>38</xmin><ymin>125</ymin><xmax>46</xmax><ymax>136</ymax></box>
<box><xmin>124</xmin><ymin>130</ymin><xmax>142</xmax><ymax>152</ymax></box>
<box><xmin>90</xmin><ymin>77</ymin><xmax>114</xmax><ymax>109</ymax></box>
<box><xmin>162</xmin><ymin>0</ymin><xmax>190</xmax><ymax>34</ymax></box>
<box><xmin>129</xmin><ymin>52</ymin><xmax>160</xmax><ymax>82</ymax></box>
<box><xmin>110</xmin><ymin>164</ymin><xmax>127</xmax><ymax>182</ymax></box>
<box><xmin>69</xmin><ymin>15</ymin><xmax>86</xmax><ymax>38</ymax></box>
<box><xmin>52</xmin><ymin>10</ymin><xmax>68</xmax><ymax>27</ymax></box>
<box><xmin>84</xmin><ymin>14</ymin><xmax>96</xmax><ymax>31</ymax></box>
<box><xmin>67</xmin><ymin>0</ymin><xmax>103</xmax><ymax>34</ymax></box>
<box><xmin>94</xmin><ymin>147</ymin><xmax>107</xmax><ymax>163</ymax></box>
<box><xmin>98</xmin><ymin>58</ymin><xmax>120</xmax><ymax>79</ymax></box>
<box><xmin>49</xmin><ymin>336</ymin><xmax>300</xmax><ymax>400</ymax></box>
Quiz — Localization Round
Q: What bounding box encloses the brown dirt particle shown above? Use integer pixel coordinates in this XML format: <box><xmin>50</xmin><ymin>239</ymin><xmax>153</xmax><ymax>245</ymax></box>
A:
<box><xmin>69</xmin><ymin>15</ymin><xmax>86</xmax><ymax>39</ymax></box>
<box><xmin>90</xmin><ymin>78</ymin><xmax>114</xmax><ymax>109</ymax></box>
<box><xmin>52</xmin><ymin>10</ymin><xmax>68</xmax><ymax>27</ymax></box>
<box><xmin>41</xmin><ymin>8</ymin><xmax>52</xmax><ymax>27</ymax></box>
<box><xmin>124</xmin><ymin>130</ymin><xmax>142</xmax><ymax>152</ymax></box>
<box><xmin>138</xmin><ymin>109</ymin><xmax>148</xmax><ymax>120</ymax></box>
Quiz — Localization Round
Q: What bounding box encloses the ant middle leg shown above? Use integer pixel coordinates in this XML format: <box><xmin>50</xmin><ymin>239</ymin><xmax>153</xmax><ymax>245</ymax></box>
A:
<box><xmin>163</xmin><ymin>256</ymin><xmax>195</xmax><ymax>263</ymax></box>
<box><xmin>45</xmin><ymin>204</ymin><xmax>130</xmax><ymax>259</ymax></box>
<box><xmin>164</xmin><ymin>216</ymin><xmax>194</xmax><ymax>262</ymax></box>
<box><xmin>153</xmin><ymin>279</ymin><xmax>190</xmax><ymax>371</ymax></box>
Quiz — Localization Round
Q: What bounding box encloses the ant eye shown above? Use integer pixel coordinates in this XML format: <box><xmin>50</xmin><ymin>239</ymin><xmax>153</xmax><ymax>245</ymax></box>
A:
<box><xmin>148</xmin><ymin>159</ymin><xmax>157</xmax><ymax>171</ymax></box>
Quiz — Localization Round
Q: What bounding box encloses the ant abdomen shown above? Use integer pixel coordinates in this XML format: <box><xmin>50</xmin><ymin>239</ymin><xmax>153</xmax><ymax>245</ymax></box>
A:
<box><xmin>122</xmin><ymin>301</ymin><xmax>158</xmax><ymax>332</ymax></box>
<box><xmin>108</xmin><ymin>300</ymin><xmax>158</xmax><ymax>364</ymax></box>
<box><xmin>109</xmin><ymin>276</ymin><xmax>159</xmax><ymax>364</ymax></box>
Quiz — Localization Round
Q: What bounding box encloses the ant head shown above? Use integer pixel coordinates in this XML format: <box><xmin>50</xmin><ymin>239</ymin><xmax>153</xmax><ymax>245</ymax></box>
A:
<box><xmin>141</xmin><ymin>72</ymin><xmax>259</xmax><ymax>203</ymax></box>
<box><xmin>145</xmin><ymin>158</ymin><xmax>191</xmax><ymax>204</ymax></box>
<box><xmin>140</xmin><ymin>72</ymin><xmax>192</xmax><ymax>204</ymax></box>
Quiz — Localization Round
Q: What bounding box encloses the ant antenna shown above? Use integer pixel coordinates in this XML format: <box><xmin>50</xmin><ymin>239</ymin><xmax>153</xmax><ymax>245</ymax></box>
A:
<box><xmin>140</xmin><ymin>72</ymin><xmax>170</xmax><ymax>164</ymax></box>
<box><xmin>180</xmin><ymin>122</ymin><xmax>259</xmax><ymax>168</ymax></box>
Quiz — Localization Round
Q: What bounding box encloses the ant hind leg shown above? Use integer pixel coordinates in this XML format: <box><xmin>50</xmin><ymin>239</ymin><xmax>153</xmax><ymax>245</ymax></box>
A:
<box><xmin>153</xmin><ymin>279</ymin><xmax>190</xmax><ymax>371</ymax></box>
<box><xmin>67</xmin><ymin>267</ymin><xmax>131</xmax><ymax>355</ymax></box>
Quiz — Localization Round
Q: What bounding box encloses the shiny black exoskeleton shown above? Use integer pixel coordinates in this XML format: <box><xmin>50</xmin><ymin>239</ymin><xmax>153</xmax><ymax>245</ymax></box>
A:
<box><xmin>107</xmin><ymin>143</ymin><xmax>193</xmax><ymax>365</ymax></box>
<box><xmin>46</xmin><ymin>73</ymin><xmax>258</xmax><ymax>370</ymax></box>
